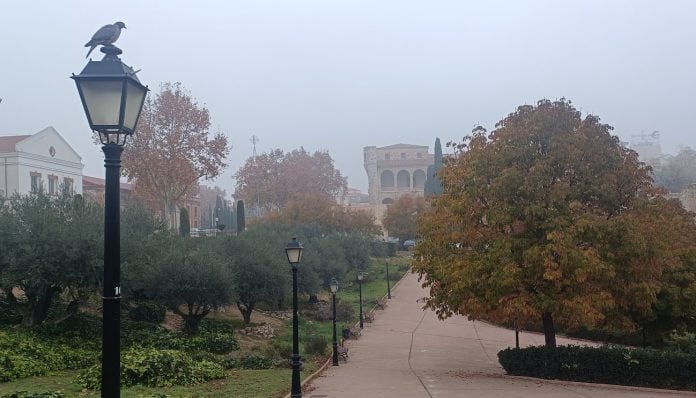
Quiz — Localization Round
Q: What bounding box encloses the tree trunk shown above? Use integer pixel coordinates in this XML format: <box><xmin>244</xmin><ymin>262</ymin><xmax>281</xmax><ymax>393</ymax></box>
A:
<box><xmin>21</xmin><ymin>286</ymin><xmax>59</xmax><ymax>327</ymax></box>
<box><xmin>542</xmin><ymin>311</ymin><xmax>557</xmax><ymax>348</ymax></box>
<box><xmin>181</xmin><ymin>313</ymin><xmax>206</xmax><ymax>335</ymax></box>
<box><xmin>236</xmin><ymin>300</ymin><xmax>254</xmax><ymax>325</ymax></box>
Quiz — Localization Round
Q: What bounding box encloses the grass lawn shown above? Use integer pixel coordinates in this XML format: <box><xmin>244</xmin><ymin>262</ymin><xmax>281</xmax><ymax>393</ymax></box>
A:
<box><xmin>0</xmin><ymin>365</ymin><xmax>319</xmax><ymax>398</ymax></box>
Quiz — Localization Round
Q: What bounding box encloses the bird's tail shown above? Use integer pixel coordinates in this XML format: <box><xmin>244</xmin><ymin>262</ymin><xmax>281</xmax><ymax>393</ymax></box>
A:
<box><xmin>85</xmin><ymin>45</ymin><xmax>96</xmax><ymax>59</ymax></box>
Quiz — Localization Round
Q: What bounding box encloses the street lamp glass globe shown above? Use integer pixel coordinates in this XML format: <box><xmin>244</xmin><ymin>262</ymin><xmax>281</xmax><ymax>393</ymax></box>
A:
<box><xmin>285</xmin><ymin>237</ymin><xmax>303</xmax><ymax>265</ymax></box>
<box><xmin>357</xmin><ymin>272</ymin><xmax>364</xmax><ymax>281</ymax></box>
<box><xmin>330</xmin><ymin>278</ymin><xmax>339</xmax><ymax>294</ymax></box>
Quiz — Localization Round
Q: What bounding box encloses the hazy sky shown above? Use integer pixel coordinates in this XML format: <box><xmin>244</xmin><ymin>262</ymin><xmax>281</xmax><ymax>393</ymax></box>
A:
<box><xmin>1</xmin><ymin>0</ymin><xmax>694</xmax><ymax>194</ymax></box>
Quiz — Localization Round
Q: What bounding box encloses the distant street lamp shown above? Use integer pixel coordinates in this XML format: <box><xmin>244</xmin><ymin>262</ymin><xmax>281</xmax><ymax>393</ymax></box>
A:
<box><xmin>330</xmin><ymin>277</ymin><xmax>339</xmax><ymax>366</ymax></box>
<box><xmin>384</xmin><ymin>240</ymin><xmax>392</xmax><ymax>299</ymax></box>
<box><xmin>72</xmin><ymin>43</ymin><xmax>148</xmax><ymax>398</ymax></box>
<box><xmin>285</xmin><ymin>238</ymin><xmax>304</xmax><ymax>398</ymax></box>
<box><xmin>357</xmin><ymin>272</ymin><xmax>364</xmax><ymax>329</ymax></box>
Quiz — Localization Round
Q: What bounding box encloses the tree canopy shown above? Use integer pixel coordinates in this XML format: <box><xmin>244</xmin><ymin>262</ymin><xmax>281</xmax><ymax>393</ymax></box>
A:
<box><xmin>653</xmin><ymin>147</ymin><xmax>696</xmax><ymax>193</ymax></box>
<box><xmin>414</xmin><ymin>99</ymin><xmax>696</xmax><ymax>347</ymax></box>
<box><xmin>235</xmin><ymin>148</ymin><xmax>347</xmax><ymax>212</ymax></box>
<box><xmin>382</xmin><ymin>194</ymin><xmax>427</xmax><ymax>242</ymax></box>
<box><xmin>122</xmin><ymin>82</ymin><xmax>230</xmax><ymax>229</ymax></box>
<box><xmin>0</xmin><ymin>191</ymin><xmax>102</xmax><ymax>326</ymax></box>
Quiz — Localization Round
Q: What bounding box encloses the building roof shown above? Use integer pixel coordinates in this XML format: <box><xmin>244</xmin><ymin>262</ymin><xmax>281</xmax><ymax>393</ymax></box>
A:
<box><xmin>378</xmin><ymin>143</ymin><xmax>429</xmax><ymax>150</ymax></box>
<box><xmin>0</xmin><ymin>135</ymin><xmax>30</xmax><ymax>152</ymax></box>
<box><xmin>82</xmin><ymin>175</ymin><xmax>133</xmax><ymax>191</ymax></box>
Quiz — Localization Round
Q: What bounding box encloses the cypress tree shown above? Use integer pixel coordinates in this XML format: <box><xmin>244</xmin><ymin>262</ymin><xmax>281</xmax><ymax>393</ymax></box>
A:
<box><xmin>179</xmin><ymin>207</ymin><xmax>190</xmax><ymax>237</ymax></box>
<box><xmin>425</xmin><ymin>137</ymin><xmax>444</xmax><ymax>196</ymax></box>
<box><xmin>236</xmin><ymin>200</ymin><xmax>246</xmax><ymax>233</ymax></box>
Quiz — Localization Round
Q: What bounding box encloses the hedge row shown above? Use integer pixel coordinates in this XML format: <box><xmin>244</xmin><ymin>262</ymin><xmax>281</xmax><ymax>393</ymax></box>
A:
<box><xmin>498</xmin><ymin>345</ymin><xmax>696</xmax><ymax>391</ymax></box>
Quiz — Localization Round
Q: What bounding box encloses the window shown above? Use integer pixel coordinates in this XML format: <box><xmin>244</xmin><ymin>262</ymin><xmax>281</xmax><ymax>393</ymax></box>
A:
<box><xmin>417</xmin><ymin>152</ymin><xmax>422</xmax><ymax>158</ymax></box>
<box><xmin>401</xmin><ymin>153</ymin><xmax>406</xmax><ymax>159</ymax></box>
<box><xmin>48</xmin><ymin>175</ymin><xmax>58</xmax><ymax>195</ymax></box>
<box><xmin>194</xmin><ymin>207</ymin><xmax>198</xmax><ymax>218</ymax></box>
<box><xmin>385</xmin><ymin>153</ymin><xmax>390</xmax><ymax>160</ymax></box>
<box><xmin>30</xmin><ymin>172</ymin><xmax>41</xmax><ymax>193</ymax></box>
<box><xmin>63</xmin><ymin>177</ymin><xmax>74</xmax><ymax>194</ymax></box>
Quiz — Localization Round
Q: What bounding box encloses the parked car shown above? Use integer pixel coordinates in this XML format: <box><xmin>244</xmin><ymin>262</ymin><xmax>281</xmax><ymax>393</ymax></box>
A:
<box><xmin>403</xmin><ymin>239</ymin><xmax>416</xmax><ymax>250</ymax></box>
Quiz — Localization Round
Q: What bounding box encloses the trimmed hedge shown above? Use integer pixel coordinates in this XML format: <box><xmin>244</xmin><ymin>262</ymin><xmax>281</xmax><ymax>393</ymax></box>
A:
<box><xmin>498</xmin><ymin>345</ymin><xmax>696</xmax><ymax>391</ymax></box>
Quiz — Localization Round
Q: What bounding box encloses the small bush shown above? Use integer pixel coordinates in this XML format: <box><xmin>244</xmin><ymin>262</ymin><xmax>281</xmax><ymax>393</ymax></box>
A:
<box><xmin>1</xmin><ymin>392</ymin><xmax>66</xmax><ymax>398</ymax></box>
<box><xmin>0</xmin><ymin>331</ymin><xmax>95</xmax><ymax>382</ymax></box>
<box><xmin>304</xmin><ymin>334</ymin><xmax>328</xmax><ymax>356</ymax></box>
<box><xmin>221</xmin><ymin>353</ymin><xmax>280</xmax><ymax>370</ymax></box>
<box><xmin>498</xmin><ymin>345</ymin><xmax>696</xmax><ymax>391</ymax></box>
<box><xmin>75</xmin><ymin>348</ymin><xmax>226</xmax><ymax>389</ymax></box>
<box><xmin>0</xmin><ymin>297</ymin><xmax>22</xmax><ymax>327</ymax></box>
<box><xmin>128</xmin><ymin>301</ymin><xmax>167</xmax><ymax>324</ymax></box>
<box><xmin>665</xmin><ymin>331</ymin><xmax>696</xmax><ymax>353</ymax></box>
<box><xmin>311</xmin><ymin>301</ymin><xmax>355</xmax><ymax>322</ymax></box>
<box><xmin>267</xmin><ymin>339</ymin><xmax>292</xmax><ymax>359</ymax></box>
<box><xmin>564</xmin><ymin>325</ymin><xmax>644</xmax><ymax>346</ymax></box>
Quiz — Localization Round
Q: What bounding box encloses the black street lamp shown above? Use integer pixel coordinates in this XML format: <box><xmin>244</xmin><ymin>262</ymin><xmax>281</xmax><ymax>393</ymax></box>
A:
<box><xmin>285</xmin><ymin>237</ymin><xmax>304</xmax><ymax>398</ymax></box>
<box><xmin>384</xmin><ymin>240</ymin><xmax>392</xmax><ymax>299</ymax></box>
<box><xmin>72</xmin><ymin>44</ymin><xmax>148</xmax><ymax>398</ymax></box>
<box><xmin>329</xmin><ymin>277</ymin><xmax>339</xmax><ymax>366</ymax></box>
<box><xmin>357</xmin><ymin>272</ymin><xmax>364</xmax><ymax>329</ymax></box>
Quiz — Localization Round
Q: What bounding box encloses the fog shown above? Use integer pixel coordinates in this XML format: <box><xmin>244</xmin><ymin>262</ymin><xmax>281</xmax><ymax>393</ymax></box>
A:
<box><xmin>1</xmin><ymin>0</ymin><xmax>694</xmax><ymax>193</ymax></box>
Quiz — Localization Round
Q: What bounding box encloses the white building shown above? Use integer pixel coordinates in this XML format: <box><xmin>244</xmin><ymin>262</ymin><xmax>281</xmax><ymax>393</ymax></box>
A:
<box><xmin>0</xmin><ymin>127</ymin><xmax>83</xmax><ymax>198</ymax></box>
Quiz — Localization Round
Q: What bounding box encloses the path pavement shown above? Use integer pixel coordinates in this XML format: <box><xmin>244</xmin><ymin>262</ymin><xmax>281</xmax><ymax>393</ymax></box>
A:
<box><xmin>307</xmin><ymin>272</ymin><xmax>696</xmax><ymax>398</ymax></box>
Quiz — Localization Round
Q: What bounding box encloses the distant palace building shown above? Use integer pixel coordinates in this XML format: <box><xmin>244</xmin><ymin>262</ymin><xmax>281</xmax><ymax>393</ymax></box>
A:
<box><xmin>363</xmin><ymin>144</ymin><xmax>434</xmax><ymax>205</ymax></box>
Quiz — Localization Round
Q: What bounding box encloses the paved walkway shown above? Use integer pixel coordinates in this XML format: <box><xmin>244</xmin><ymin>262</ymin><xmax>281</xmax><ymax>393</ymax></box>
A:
<box><xmin>307</xmin><ymin>272</ymin><xmax>696</xmax><ymax>398</ymax></box>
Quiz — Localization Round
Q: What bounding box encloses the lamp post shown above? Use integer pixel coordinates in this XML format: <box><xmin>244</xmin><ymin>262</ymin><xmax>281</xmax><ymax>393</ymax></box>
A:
<box><xmin>72</xmin><ymin>44</ymin><xmax>148</xmax><ymax>398</ymax></box>
<box><xmin>285</xmin><ymin>237</ymin><xmax>304</xmax><ymax>398</ymax></box>
<box><xmin>329</xmin><ymin>278</ymin><xmax>339</xmax><ymax>366</ymax></box>
<box><xmin>384</xmin><ymin>240</ymin><xmax>391</xmax><ymax>299</ymax></box>
<box><xmin>357</xmin><ymin>272</ymin><xmax>364</xmax><ymax>329</ymax></box>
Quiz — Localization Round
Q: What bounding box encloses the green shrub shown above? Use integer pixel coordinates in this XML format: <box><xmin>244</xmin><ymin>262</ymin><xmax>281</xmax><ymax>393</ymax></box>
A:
<box><xmin>0</xmin><ymin>331</ymin><xmax>95</xmax><ymax>382</ymax></box>
<box><xmin>0</xmin><ymin>297</ymin><xmax>22</xmax><ymax>327</ymax></box>
<box><xmin>665</xmin><ymin>331</ymin><xmax>696</xmax><ymax>353</ymax></box>
<box><xmin>564</xmin><ymin>325</ymin><xmax>644</xmax><ymax>347</ymax></box>
<box><xmin>498</xmin><ymin>345</ymin><xmax>696</xmax><ymax>391</ymax></box>
<box><xmin>120</xmin><ymin>320</ymin><xmax>239</xmax><ymax>354</ymax></box>
<box><xmin>267</xmin><ymin>339</ymin><xmax>292</xmax><ymax>359</ymax></box>
<box><xmin>1</xmin><ymin>392</ymin><xmax>66</xmax><ymax>398</ymax></box>
<box><xmin>34</xmin><ymin>313</ymin><xmax>101</xmax><ymax>349</ymax></box>
<box><xmin>304</xmin><ymin>334</ymin><xmax>328</xmax><ymax>356</ymax></box>
<box><xmin>75</xmin><ymin>348</ymin><xmax>226</xmax><ymax>389</ymax></box>
<box><xmin>128</xmin><ymin>301</ymin><xmax>167</xmax><ymax>324</ymax></box>
<box><xmin>221</xmin><ymin>353</ymin><xmax>280</xmax><ymax>370</ymax></box>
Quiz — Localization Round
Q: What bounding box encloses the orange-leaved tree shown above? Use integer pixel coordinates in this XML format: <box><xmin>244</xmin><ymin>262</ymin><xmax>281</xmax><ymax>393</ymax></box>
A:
<box><xmin>382</xmin><ymin>194</ymin><xmax>427</xmax><ymax>242</ymax></box>
<box><xmin>122</xmin><ymin>82</ymin><xmax>229</xmax><ymax>229</ymax></box>
<box><xmin>413</xmin><ymin>99</ymin><xmax>696</xmax><ymax>347</ymax></box>
<box><xmin>235</xmin><ymin>147</ymin><xmax>347</xmax><ymax>212</ymax></box>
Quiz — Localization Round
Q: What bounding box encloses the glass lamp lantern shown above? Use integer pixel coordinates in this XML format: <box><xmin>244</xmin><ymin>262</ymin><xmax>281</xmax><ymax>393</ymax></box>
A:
<box><xmin>285</xmin><ymin>237</ymin><xmax>304</xmax><ymax>266</ymax></box>
<box><xmin>329</xmin><ymin>278</ymin><xmax>339</xmax><ymax>294</ymax></box>
<box><xmin>72</xmin><ymin>46</ymin><xmax>148</xmax><ymax>145</ymax></box>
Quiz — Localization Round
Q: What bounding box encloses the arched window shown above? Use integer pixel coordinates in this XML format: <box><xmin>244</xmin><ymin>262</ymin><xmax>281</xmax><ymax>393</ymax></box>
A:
<box><xmin>413</xmin><ymin>169</ymin><xmax>426</xmax><ymax>189</ymax></box>
<box><xmin>397</xmin><ymin>170</ymin><xmax>410</xmax><ymax>189</ymax></box>
<box><xmin>381</xmin><ymin>170</ymin><xmax>395</xmax><ymax>189</ymax></box>
<box><xmin>382</xmin><ymin>197</ymin><xmax>394</xmax><ymax>204</ymax></box>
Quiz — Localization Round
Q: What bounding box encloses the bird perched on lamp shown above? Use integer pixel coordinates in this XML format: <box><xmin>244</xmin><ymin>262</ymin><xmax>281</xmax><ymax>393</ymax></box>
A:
<box><xmin>85</xmin><ymin>21</ymin><xmax>126</xmax><ymax>58</ymax></box>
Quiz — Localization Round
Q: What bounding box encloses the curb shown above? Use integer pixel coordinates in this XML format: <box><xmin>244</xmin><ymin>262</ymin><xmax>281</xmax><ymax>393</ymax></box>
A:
<box><xmin>503</xmin><ymin>374</ymin><xmax>696</xmax><ymax>396</ymax></box>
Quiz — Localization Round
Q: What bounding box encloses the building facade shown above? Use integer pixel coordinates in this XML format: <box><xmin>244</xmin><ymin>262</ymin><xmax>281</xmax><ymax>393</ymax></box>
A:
<box><xmin>363</xmin><ymin>144</ymin><xmax>434</xmax><ymax>205</ymax></box>
<box><xmin>0</xmin><ymin>127</ymin><xmax>83</xmax><ymax>198</ymax></box>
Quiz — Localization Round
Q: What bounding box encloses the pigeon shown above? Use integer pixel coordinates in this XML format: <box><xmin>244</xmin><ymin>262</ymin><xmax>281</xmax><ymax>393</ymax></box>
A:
<box><xmin>85</xmin><ymin>21</ymin><xmax>126</xmax><ymax>58</ymax></box>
